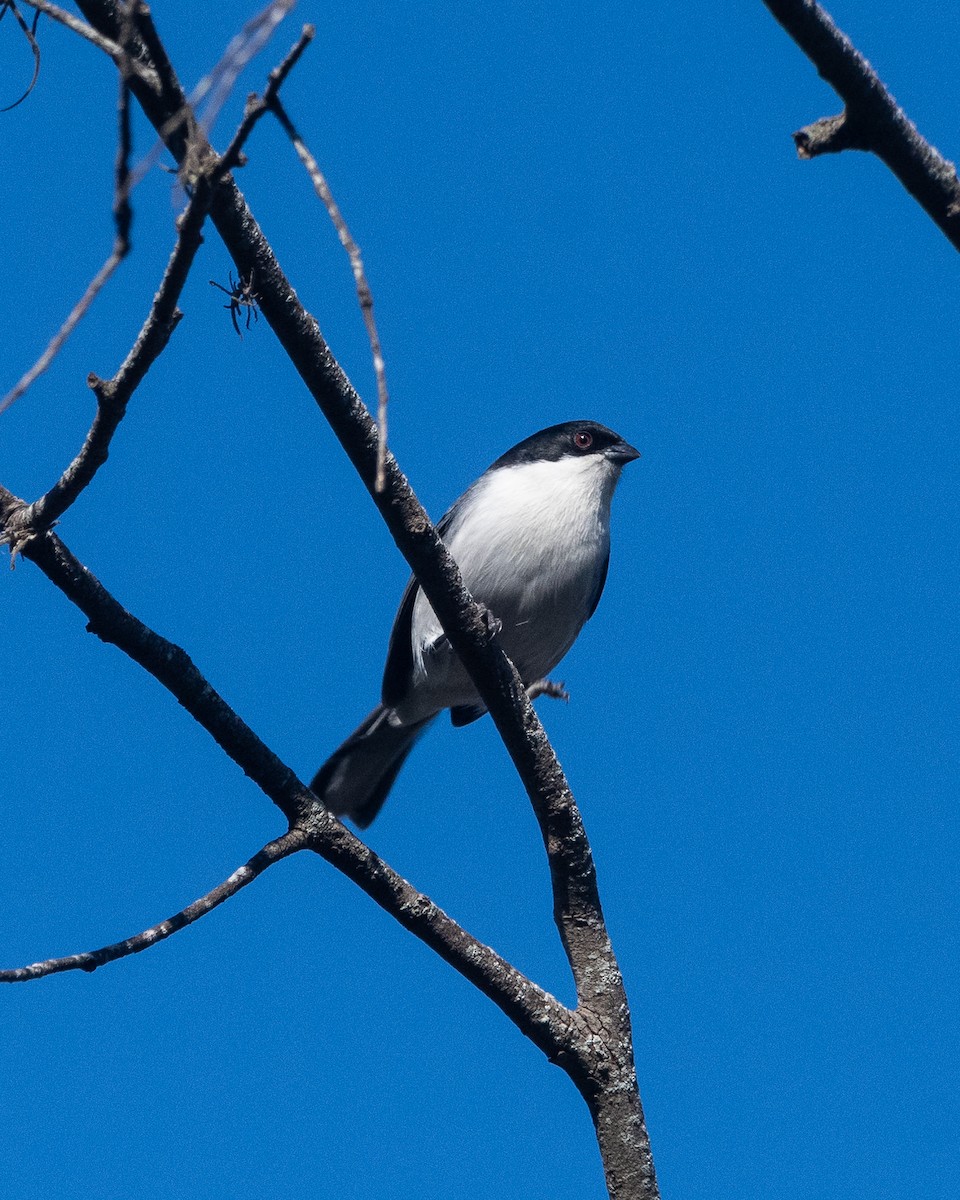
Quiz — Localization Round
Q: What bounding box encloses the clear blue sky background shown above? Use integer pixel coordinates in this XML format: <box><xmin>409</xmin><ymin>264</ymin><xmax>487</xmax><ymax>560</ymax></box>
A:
<box><xmin>2</xmin><ymin>2</ymin><xmax>958</xmax><ymax>1197</ymax></box>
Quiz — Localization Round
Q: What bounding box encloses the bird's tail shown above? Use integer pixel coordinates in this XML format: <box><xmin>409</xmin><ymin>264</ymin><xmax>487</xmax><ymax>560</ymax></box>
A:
<box><xmin>310</xmin><ymin>706</ymin><xmax>433</xmax><ymax>828</ymax></box>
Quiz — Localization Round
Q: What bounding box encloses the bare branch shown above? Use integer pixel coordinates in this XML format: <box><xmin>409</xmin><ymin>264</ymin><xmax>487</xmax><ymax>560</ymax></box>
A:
<box><xmin>762</xmin><ymin>0</ymin><xmax>960</xmax><ymax>250</ymax></box>
<box><xmin>20</xmin><ymin>6</ymin><xmax>660</xmax><ymax>1190</ymax></box>
<box><xmin>126</xmin><ymin>0</ymin><xmax>295</xmax><ymax>189</ymax></box>
<box><xmin>0</xmin><ymin>73</ymin><xmax>134</xmax><ymax>414</ymax></box>
<box><xmin>18</xmin><ymin>0</ymin><xmax>127</xmax><ymax>64</ymax></box>
<box><xmin>0</xmin><ymin>0</ymin><xmax>41</xmax><ymax>113</ymax></box>
<box><xmin>76</xmin><ymin>0</ymin><xmax>636</xmax><ymax>1067</ymax></box>
<box><xmin>26</xmin><ymin>183</ymin><xmax>208</xmax><ymax>530</ymax></box>
<box><xmin>0</xmin><ymin>512</ymin><xmax>573</xmax><ymax>1058</ymax></box>
<box><xmin>0</xmin><ymin>828</ymin><xmax>308</xmax><ymax>982</ymax></box>
<box><xmin>269</xmin><ymin>96</ymin><xmax>392</xmax><ymax>493</ymax></box>
<box><xmin>219</xmin><ymin>23</ymin><xmax>315</xmax><ymax>173</ymax></box>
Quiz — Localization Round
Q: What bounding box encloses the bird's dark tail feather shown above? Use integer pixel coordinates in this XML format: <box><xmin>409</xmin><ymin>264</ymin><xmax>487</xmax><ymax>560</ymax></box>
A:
<box><xmin>310</xmin><ymin>706</ymin><xmax>434</xmax><ymax>828</ymax></box>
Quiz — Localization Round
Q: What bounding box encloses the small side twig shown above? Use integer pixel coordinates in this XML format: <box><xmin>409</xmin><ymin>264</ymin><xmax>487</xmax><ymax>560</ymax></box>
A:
<box><xmin>269</xmin><ymin>94</ymin><xmax>392</xmax><ymax>493</ymax></box>
<box><xmin>0</xmin><ymin>74</ymin><xmax>133</xmax><ymax>414</ymax></box>
<box><xmin>24</xmin><ymin>180</ymin><xmax>210</xmax><ymax>534</ymax></box>
<box><xmin>0</xmin><ymin>0</ymin><xmax>41</xmax><ymax>112</ymax></box>
<box><xmin>762</xmin><ymin>0</ymin><xmax>960</xmax><ymax>250</ymax></box>
<box><xmin>18</xmin><ymin>0</ymin><xmax>132</xmax><ymax>67</ymax></box>
<box><xmin>127</xmin><ymin>0</ymin><xmax>295</xmax><ymax>189</ymax></box>
<box><xmin>218</xmin><ymin>23</ymin><xmax>315</xmax><ymax>173</ymax></box>
<box><xmin>0</xmin><ymin>827</ymin><xmax>308</xmax><ymax>982</ymax></box>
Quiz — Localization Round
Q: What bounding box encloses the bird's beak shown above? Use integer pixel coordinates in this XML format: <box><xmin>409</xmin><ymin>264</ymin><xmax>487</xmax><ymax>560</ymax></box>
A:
<box><xmin>606</xmin><ymin>439</ymin><xmax>641</xmax><ymax>465</ymax></box>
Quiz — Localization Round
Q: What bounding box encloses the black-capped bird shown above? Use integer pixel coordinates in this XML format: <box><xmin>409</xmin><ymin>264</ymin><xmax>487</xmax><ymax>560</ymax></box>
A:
<box><xmin>311</xmin><ymin>420</ymin><xmax>640</xmax><ymax>826</ymax></box>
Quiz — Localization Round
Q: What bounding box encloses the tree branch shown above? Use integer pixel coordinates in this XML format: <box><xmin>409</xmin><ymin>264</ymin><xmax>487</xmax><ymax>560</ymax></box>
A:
<box><xmin>0</xmin><ymin>513</ymin><xmax>574</xmax><ymax>1063</ymax></box>
<box><xmin>268</xmin><ymin>93</ymin><xmax>392</xmax><ymax>493</ymax></box>
<box><xmin>0</xmin><ymin>72</ymin><xmax>133</xmax><ymax>414</ymax></box>
<box><xmin>762</xmin><ymin>0</ymin><xmax>960</xmax><ymax>249</ymax></box>
<box><xmin>18</xmin><ymin>0</ymin><xmax>134</xmax><ymax>68</ymax></box>
<box><xmin>0</xmin><ymin>827</ymin><xmax>308</xmax><ymax>982</ymax></box>
<box><xmin>25</xmin><ymin>181</ymin><xmax>206</xmax><ymax>533</ymax></box>
<box><xmin>8</xmin><ymin>7</ymin><xmax>659</xmax><ymax>1192</ymax></box>
<box><xmin>219</xmin><ymin>23</ymin><xmax>315</xmax><ymax>173</ymax></box>
<box><xmin>73</xmin><ymin>0</ymin><xmax>617</xmax><ymax>1006</ymax></box>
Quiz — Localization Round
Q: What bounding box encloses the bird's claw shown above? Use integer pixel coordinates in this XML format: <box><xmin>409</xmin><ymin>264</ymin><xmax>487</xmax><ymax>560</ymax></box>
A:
<box><xmin>526</xmin><ymin>678</ymin><xmax>570</xmax><ymax>703</ymax></box>
<box><xmin>478</xmin><ymin>606</ymin><xmax>502</xmax><ymax>641</ymax></box>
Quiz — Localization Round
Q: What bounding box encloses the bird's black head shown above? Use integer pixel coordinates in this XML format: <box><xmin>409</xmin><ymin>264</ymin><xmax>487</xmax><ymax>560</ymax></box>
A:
<box><xmin>490</xmin><ymin>421</ymin><xmax>640</xmax><ymax>470</ymax></box>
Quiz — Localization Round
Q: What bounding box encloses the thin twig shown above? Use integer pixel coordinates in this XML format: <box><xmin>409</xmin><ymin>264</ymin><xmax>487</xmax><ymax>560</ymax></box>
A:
<box><xmin>0</xmin><ymin>0</ymin><xmax>41</xmax><ymax>113</ymax></box>
<box><xmin>0</xmin><ymin>74</ymin><xmax>134</xmax><ymax>415</ymax></box>
<box><xmin>0</xmin><ymin>515</ymin><xmax>574</xmax><ymax>1058</ymax></box>
<box><xmin>218</xmin><ymin>23</ymin><xmax>315</xmax><ymax>173</ymax></box>
<box><xmin>24</xmin><ymin>6</ymin><xmax>659</xmax><ymax>1189</ymax></box>
<box><xmin>127</xmin><ymin>0</ymin><xmax>295</xmax><ymax>189</ymax></box>
<box><xmin>762</xmin><ymin>0</ymin><xmax>960</xmax><ymax>250</ymax></box>
<box><xmin>0</xmin><ymin>828</ymin><xmax>308</xmax><ymax>982</ymax></box>
<box><xmin>269</xmin><ymin>96</ymin><xmax>392</xmax><ymax>493</ymax></box>
<box><xmin>17</xmin><ymin>0</ymin><xmax>127</xmax><ymax>63</ymax></box>
<box><xmin>26</xmin><ymin>182</ymin><xmax>210</xmax><ymax>532</ymax></box>
<box><xmin>0</xmin><ymin>257</ymin><xmax>122</xmax><ymax>415</ymax></box>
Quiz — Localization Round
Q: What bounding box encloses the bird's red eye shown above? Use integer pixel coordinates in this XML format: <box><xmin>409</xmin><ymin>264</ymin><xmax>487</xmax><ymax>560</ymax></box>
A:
<box><xmin>573</xmin><ymin>429</ymin><xmax>593</xmax><ymax>450</ymax></box>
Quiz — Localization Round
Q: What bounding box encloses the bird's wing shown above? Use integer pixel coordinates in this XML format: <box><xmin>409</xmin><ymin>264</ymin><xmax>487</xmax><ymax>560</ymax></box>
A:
<box><xmin>380</xmin><ymin>502</ymin><xmax>464</xmax><ymax>708</ymax></box>
<box><xmin>587</xmin><ymin>548</ymin><xmax>610</xmax><ymax>619</ymax></box>
<box><xmin>381</xmin><ymin>575</ymin><xmax>419</xmax><ymax>707</ymax></box>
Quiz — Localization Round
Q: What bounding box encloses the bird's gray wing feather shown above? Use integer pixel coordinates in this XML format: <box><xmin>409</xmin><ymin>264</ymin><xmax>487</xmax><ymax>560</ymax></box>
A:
<box><xmin>587</xmin><ymin>548</ymin><xmax>610</xmax><ymax>619</ymax></box>
<box><xmin>380</xmin><ymin>497</ymin><xmax>470</xmax><ymax>708</ymax></box>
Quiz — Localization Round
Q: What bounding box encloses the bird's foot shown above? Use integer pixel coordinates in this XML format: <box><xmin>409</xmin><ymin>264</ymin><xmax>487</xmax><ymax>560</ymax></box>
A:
<box><xmin>526</xmin><ymin>678</ymin><xmax>570</xmax><ymax>703</ymax></box>
<box><xmin>427</xmin><ymin>606</ymin><xmax>501</xmax><ymax>656</ymax></box>
<box><xmin>478</xmin><ymin>605</ymin><xmax>502</xmax><ymax>641</ymax></box>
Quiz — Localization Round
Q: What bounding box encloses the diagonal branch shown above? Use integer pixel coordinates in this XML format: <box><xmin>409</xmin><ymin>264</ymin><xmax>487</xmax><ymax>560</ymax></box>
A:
<box><xmin>18</xmin><ymin>0</ymin><xmax>134</xmax><ymax>67</ymax></box>
<box><xmin>0</xmin><ymin>0</ymin><xmax>41</xmax><ymax>113</ymax></box>
<box><xmin>0</xmin><ymin>508</ymin><xmax>573</xmax><ymax>1062</ymax></box>
<box><xmin>0</xmin><ymin>827</ymin><xmax>308</xmax><ymax>982</ymax></box>
<box><xmin>268</xmin><ymin>94</ymin><xmax>392</xmax><ymax>493</ymax></box>
<box><xmin>23</xmin><ymin>180</ymin><xmax>208</xmax><ymax>536</ymax></box>
<box><xmin>0</xmin><ymin>73</ymin><xmax>133</xmax><ymax>415</ymax></box>
<box><xmin>762</xmin><ymin>0</ymin><xmax>960</xmax><ymax>250</ymax></box>
<box><xmin>14</xmin><ymin>6</ymin><xmax>658</xmax><ymax>1191</ymax></box>
<box><xmin>67</xmin><ymin>0</ymin><xmax>647</xmax><ymax>1105</ymax></box>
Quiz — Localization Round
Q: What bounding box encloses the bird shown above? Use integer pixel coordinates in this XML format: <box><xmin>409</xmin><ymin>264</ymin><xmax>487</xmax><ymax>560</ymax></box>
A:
<box><xmin>310</xmin><ymin>420</ymin><xmax>640</xmax><ymax>827</ymax></box>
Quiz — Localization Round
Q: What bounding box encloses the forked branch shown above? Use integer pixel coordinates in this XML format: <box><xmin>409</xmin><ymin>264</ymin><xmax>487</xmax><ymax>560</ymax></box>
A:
<box><xmin>0</xmin><ymin>828</ymin><xmax>308</xmax><ymax>982</ymax></box>
<box><xmin>4</xmin><ymin>4</ymin><xmax>659</xmax><ymax>1194</ymax></box>
<box><xmin>0</xmin><ymin>520</ymin><xmax>574</xmax><ymax>1065</ymax></box>
<box><xmin>762</xmin><ymin>0</ymin><xmax>960</xmax><ymax>250</ymax></box>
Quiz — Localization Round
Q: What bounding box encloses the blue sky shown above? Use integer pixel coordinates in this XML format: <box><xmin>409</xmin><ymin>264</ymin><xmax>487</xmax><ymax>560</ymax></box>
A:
<box><xmin>2</xmin><ymin>2</ymin><xmax>959</xmax><ymax>1197</ymax></box>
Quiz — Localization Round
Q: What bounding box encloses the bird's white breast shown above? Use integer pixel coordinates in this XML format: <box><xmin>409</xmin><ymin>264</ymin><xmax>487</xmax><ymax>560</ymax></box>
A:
<box><xmin>398</xmin><ymin>453</ymin><xmax>622</xmax><ymax>720</ymax></box>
